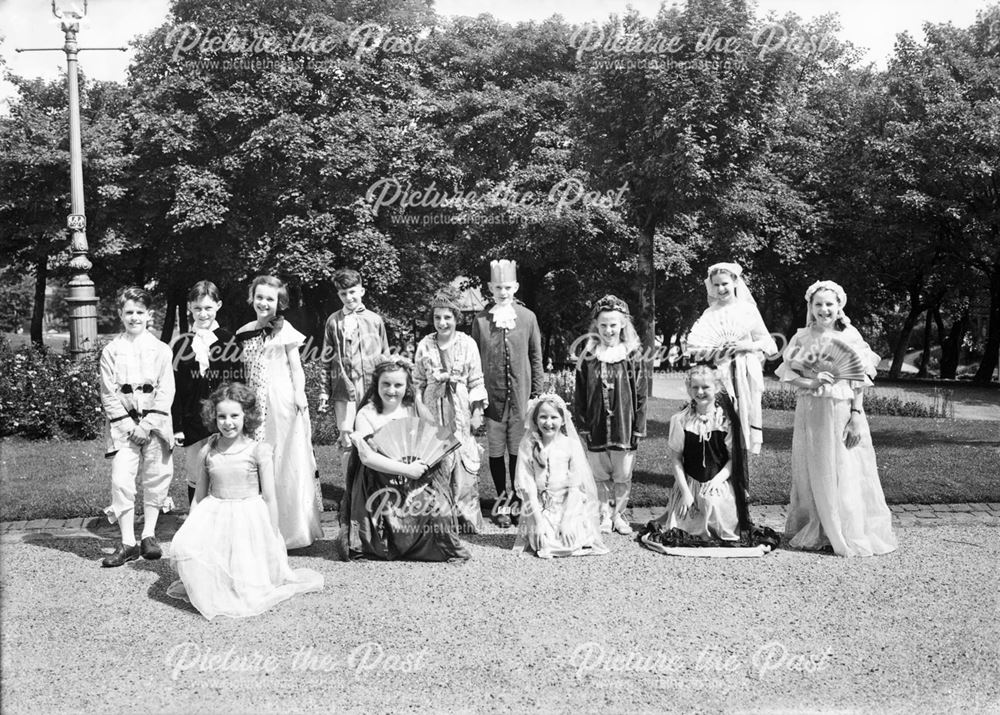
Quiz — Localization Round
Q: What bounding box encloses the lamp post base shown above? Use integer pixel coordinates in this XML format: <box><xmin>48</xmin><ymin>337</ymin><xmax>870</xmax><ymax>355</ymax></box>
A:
<box><xmin>66</xmin><ymin>274</ymin><xmax>98</xmax><ymax>357</ymax></box>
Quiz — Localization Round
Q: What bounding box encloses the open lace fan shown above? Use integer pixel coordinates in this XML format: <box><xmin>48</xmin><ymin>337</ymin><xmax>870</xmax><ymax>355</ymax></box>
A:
<box><xmin>685</xmin><ymin>312</ymin><xmax>746</xmax><ymax>361</ymax></box>
<box><xmin>790</xmin><ymin>335</ymin><xmax>869</xmax><ymax>382</ymax></box>
<box><xmin>368</xmin><ymin>417</ymin><xmax>461</xmax><ymax>469</ymax></box>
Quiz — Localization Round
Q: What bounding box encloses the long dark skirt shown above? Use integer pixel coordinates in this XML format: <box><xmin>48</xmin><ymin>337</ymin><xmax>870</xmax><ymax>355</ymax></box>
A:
<box><xmin>338</xmin><ymin>449</ymin><xmax>470</xmax><ymax>562</ymax></box>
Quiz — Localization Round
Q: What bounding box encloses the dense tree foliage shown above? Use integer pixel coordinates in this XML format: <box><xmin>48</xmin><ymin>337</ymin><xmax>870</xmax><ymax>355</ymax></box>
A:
<box><xmin>1</xmin><ymin>0</ymin><xmax>997</xmax><ymax>380</ymax></box>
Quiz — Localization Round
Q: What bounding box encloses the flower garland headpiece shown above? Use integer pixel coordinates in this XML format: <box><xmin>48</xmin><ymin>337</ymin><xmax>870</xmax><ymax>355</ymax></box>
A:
<box><xmin>374</xmin><ymin>354</ymin><xmax>413</xmax><ymax>372</ymax></box>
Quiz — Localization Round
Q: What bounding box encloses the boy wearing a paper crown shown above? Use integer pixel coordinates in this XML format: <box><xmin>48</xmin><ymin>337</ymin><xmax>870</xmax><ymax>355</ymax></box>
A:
<box><xmin>471</xmin><ymin>260</ymin><xmax>544</xmax><ymax>528</ymax></box>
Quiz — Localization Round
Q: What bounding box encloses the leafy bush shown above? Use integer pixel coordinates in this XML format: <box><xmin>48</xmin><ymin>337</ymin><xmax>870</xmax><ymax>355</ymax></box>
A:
<box><xmin>762</xmin><ymin>385</ymin><xmax>953</xmax><ymax>418</ymax></box>
<box><xmin>761</xmin><ymin>386</ymin><xmax>798</xmax><ymax>411</ymax></box>
<box><xmin>543</xmin><ymin>369</ymin><xmax>576</xmax><ymax>406</ymax></box>
<box><xmin>0</xmin><ymin>335</ymin><xmax>103</xmax><ymax>439</ymax></box>
<box><xmin>302</xmin><ymin>357</ymin><xmax>338</xmax><ymax>446</ymax></box>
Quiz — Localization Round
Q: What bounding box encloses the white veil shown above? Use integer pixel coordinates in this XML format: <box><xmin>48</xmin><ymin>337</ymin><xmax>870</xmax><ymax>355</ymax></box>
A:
<box><xmin>511</xmin><ymin>394</ymin><xmax>608</xmax><ymax>556</ymax></box>
<box><xmin>704</xmin><ymin>261</ymin><xmax>759</xmax><ymax>308</ymax></box>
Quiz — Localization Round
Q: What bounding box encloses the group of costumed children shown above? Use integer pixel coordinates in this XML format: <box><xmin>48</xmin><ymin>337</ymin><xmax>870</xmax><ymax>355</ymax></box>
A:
<box><xmin>97</xmin><ymin>259</ymin><xmax>896</xmax><ymax>620</ymax></box>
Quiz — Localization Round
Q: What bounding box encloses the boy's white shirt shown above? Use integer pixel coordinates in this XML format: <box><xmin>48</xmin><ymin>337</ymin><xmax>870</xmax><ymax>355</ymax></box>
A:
<box><xmin>100</xmin><ymin>330</ymin><xmax>175</xmax><ymax>455</ymax></box>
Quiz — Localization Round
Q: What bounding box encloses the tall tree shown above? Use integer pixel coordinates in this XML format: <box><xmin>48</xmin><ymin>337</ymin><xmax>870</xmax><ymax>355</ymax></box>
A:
<box><xmin>574</xmin><ymin>0</ymin><xmax>805</xmax><ymax>348</ymax></box>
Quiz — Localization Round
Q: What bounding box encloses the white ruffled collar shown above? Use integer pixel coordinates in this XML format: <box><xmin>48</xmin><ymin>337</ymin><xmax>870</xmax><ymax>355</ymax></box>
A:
<box><xmin>490</xmin><ymin>303</ymin><xmax>517</xmax><ymax>329</ymax></box>
<box><xmin>685</xmin><ymin>404</ymin><xmax>727</xmax><ymax>441</ymax></box>
<box><xmin>594</xmin><ymin>342</ymin><xmax>628</xmax><ymax>363</ymax></box>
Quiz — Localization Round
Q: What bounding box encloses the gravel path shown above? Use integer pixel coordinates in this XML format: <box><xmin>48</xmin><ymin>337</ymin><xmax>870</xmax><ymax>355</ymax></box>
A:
<box><xmin>2</xmin><ymin>524</ymin><xmax>998</xmax><ymax>714</ymax></box>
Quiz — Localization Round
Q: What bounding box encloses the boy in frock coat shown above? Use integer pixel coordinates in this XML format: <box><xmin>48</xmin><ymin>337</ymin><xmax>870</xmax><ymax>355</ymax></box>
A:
<box><xmin>471</xmin><ymin>260</ymin><xmax>543</xmax><ymax>528</ymax></box>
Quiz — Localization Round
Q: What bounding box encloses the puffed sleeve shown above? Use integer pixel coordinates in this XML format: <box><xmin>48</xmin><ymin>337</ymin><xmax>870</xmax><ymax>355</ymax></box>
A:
<box><xmin>352</xmin><ymin>404</ymin><xmax>377</xmax><ymax>440</ymax></box>
<box><xmin>774</xmin><ymin>329</ymin><xmax>806</xmax><ymax>383</ymax></box>
<box><xmin>666</xmin><ymin>411</ymin><xmax>687</xmax><ymax>457</ymax></box>
<box><xmin>842</xmin><ymin>325</ymin><xmax>880</xmax><ymax>386</ymax></box>
<box><xmin>280</xmin><ymin>321</ymin><xmax>306</xmax><ymax>348</ymax></box>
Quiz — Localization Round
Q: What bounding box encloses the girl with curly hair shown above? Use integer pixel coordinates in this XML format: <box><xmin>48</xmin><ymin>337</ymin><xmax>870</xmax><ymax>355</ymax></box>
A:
<box><xmin>166</xmin><ymin>382</ymin><xmax>323</xmax><ymax>619</ymax></box>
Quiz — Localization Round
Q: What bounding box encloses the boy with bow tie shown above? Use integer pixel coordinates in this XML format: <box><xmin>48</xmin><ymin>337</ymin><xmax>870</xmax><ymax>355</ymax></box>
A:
<box><xmin>318</xmin><ymin>268</ymin><xmax>390</xmax><ymax>453</ymax></box>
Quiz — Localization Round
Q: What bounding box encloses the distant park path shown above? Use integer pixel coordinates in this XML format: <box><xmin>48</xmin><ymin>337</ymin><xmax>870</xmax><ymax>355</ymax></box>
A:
<box><xmin>651</xmin><ymin>374</ymin><xmax>1000</xmax><ymax>422</ymax></box>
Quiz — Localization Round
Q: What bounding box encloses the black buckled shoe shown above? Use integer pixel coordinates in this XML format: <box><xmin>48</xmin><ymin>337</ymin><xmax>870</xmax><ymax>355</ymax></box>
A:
<box><xmin>492</xmin><ymin>505</ymin><xmax>512</xmax><ymax>529</ymax></box>
<box><xmin>140</xmin><ymin>536</ymin><xmax>162</xmax><ymax>560</ymax></box>
<box><xmin>102</xmin><ymin>542</ymin><xmax>141</xmax><ymax>568</ymax></box>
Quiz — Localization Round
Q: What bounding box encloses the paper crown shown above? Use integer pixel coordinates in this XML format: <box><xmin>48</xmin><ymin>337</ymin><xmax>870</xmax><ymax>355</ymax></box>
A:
<box><xmin>490</xmin><ymin>259</ymin><xmax>517</xmax><ymax>283</ymax></box>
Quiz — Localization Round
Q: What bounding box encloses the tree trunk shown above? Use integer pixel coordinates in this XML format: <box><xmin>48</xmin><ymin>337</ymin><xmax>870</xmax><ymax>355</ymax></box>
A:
<box><xmin>974</xmin><ymin>267</ymin><xmax>1000</xmax><ymax>383</ymax></box>
<box><xmin>917</xmin><ymin>308</ymin><xmax>933</xmax><ymax>378</ymax></box>
<box><xmin>889</xmin><ymin>305</ymin><xmax>921</xmax><ymax>379</ymax></box>
<box><xmin>939</xmin><ymin>305</ymin><xmax>969</xmax><ymax>380</ymax></box>
<box><xmin>636</xmin><ymin>217</ymin><xmax>657</xmax><ymax>392</ymax></box>
<box><xmin>177</xmin><ymin>289</ymin><xmax>189</xmax><ymax>335</ymax></box>
<box><xmin>30</xmin><ymin>253</ymin><xmax>48</xmax><ymax>347</ymax></box>
<box><xmin>161</xmin><ymin>289</ymin><xmax>177</xmax><ymax>343</ymax></box>
<box><xmin>660</xmin><ymin>314</ymin><xmax>678</xmax><ymax>366</ymax></box>
<box><xmin>636</xmin><ymin>217</ymin><xmax>657</xmax><ymax>350</ymax></box>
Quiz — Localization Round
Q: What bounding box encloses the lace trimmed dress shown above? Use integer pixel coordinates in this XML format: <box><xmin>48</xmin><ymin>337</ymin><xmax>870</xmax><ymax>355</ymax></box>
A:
<box><xmin>237</xmin><ymin>319</ymin><xmax>322</xmax><ymax>549</ymax></box>
<box><xmin>167</xmin><ymin>437</ymin><xmax>323</xmax><ymax>620</ymax></box>
<box><xmin>776</xmin><ymin>326</ymin><xmax>897</xmax><ymax>557</ymax></box>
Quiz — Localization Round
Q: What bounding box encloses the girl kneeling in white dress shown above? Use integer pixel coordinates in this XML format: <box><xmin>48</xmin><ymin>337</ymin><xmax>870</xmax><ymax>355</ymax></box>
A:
<box><xmin>640</xmin><ymin>365</ymin><xmax>778</xmax><ymax>557</ymax></box>
<box><xmin>167</xmin><ymin>383</ymin><xmax>323</xmax><ymax>619</ymax></box>
<box><xmin>513</xmin><ymin>395</ymin><xmax>609</xmax><ymax>559</ymax></box>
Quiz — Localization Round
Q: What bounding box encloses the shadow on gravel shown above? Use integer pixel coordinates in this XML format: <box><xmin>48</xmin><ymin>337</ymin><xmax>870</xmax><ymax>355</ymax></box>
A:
<box><xmin>130</xmin><ymin>558</ymin><xmax>201</xmax><ymax>616</ymax></box>
<box><xmin>287</xmin><ymin>538</ymin><xmax>335</xmax><ymax>561</ymax></box>
<box><xmin>21</xmin><ymin>532</ymin><xmax>111</xmax><ymax>561</ymax></box>
<box><xmin>464</xmin><ymin>532</ymin><xmax>517</xmax><ymax>550</ymax></box>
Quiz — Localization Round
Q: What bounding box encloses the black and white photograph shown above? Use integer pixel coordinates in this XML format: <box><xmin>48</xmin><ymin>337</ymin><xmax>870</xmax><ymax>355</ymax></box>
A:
<box><xmin>0</xmin><ymin>0</ymin><xmax>997</xmax><ymax>712</ymax></box>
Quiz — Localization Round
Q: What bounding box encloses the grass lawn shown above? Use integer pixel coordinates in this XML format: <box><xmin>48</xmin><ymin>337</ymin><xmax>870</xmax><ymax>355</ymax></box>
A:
<box><xmin>2</xmin><ymin>398</ymin><xmax>998</xmax><ymax>521</ymax></box>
